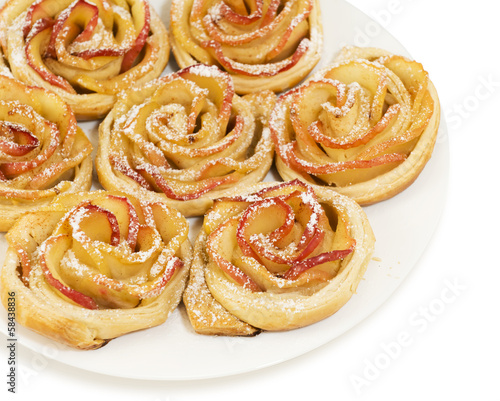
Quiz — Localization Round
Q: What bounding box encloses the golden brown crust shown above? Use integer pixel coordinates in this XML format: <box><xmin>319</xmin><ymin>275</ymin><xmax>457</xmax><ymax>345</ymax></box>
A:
<box><xmin>183</xmin><ymin>180</ymin><xmax>375</xmax><ymax>335</ymax></box>
<box><xmin>169</xmin><ymin>0</ymin><xmax>323</xmax><ymax>94</ymax></box>
<box><xmin>0</xmin><ymin>0</ymin><xmax>169</xmax><ymax>119</ymax></box>
<box><xmin>0</xmin><ymin>75</ymin><xmax>92</xmax><ymax>232</ymax></box>
<box><xmin>183</xmin><ymin>232</ymin><xmax>260</xmax><ymax>336</ymax></box>
<box><xmin>0</xmin><ymin>190</ymin><xmax>192</xmax><ymax>349</ymax></box>
<box><xmin>96</xmin><ymin>64</ymin><xmax>276</xmax><ymax>217</ymax></box>
<box><xmin>271</xmin><ymin>46</ymin><xmax>441</xmax><ymax>205</ymax></box>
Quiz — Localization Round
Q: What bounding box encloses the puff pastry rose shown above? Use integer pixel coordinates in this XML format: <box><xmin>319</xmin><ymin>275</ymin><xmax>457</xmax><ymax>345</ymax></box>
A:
<box><xmin>183</xmin><ymin>179</ymin><xmax>375</xmax><ymax>335</ymax></box>
<box><xmin>0</xmin><ymin>0</ymin><xmax>169</xmax><ymax>119</ymax></box>
<box><xmin>0</xmin><ymin>75</ymin><xmax>92</xmax><ymax>231</ymax></box>
<box><xmin>96</xmin><ymin>64</ymin><xmax>276</xmax><ymax>216</ymax></box>
<box><xmin>170</xmin><ymin>0</ymin><xmax>323</xmax><ymax>94</ymax></box>
<box><xmin>271</xmin><ymin>46</ymin><xmax>441</xmax><ymax>205</ymax></box>
<box><xmin>0</xmin><ymin>191</ymin><xmax>192</xmax><ymax>349</ymax></box>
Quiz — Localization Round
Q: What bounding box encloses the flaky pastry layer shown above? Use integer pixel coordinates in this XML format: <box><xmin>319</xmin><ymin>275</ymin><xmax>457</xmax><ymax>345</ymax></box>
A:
<box><xmin>183</xmin><ymin>180</ymin><xmax>375</xmax><ymax>335</ymax></box>
<box><xmin>170</xmin><ymin>0</ymin><xmax>323</xmax><ymax>94</ymax></box>
<box><xmin>0</xmin><ymin>74</ymin><xmax>92</xmax><ymax>231</ymax></box>
<box><xmin>96</xmin><ymin>64</ymin><xmax>276</xmax><ymax>216</ymax></box>
<box><xmin>0</xmin><ymin>0</ymin><xmax>169</xmax><ymax>119</ymax></box>
<box><xmin>271</xmin><ymin>46</ymin><xmax>441</xmax><ymax>205</ymax></box>
<box><xmin>0</xmin><ymin>190</ymin><xmax>192</xmax><ymax>349</ymax></box>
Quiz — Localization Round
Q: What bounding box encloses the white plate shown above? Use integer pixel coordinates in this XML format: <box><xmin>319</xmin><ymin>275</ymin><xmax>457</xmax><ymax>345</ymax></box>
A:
<box><xmin>0</xmin><ymin>0</ymin><xmax>449</xmax><ymax>380</ymax></box>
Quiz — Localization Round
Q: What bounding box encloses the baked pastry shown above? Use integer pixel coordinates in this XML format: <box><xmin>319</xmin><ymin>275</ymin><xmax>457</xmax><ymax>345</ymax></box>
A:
<box><xmin>0</xmin><ymin>190</ymin><xmax>192</xmax><ymax>349</ymax></box>
<box><xmin>0</xmin><ymin>74</ymin><xmax>92</xmax><ymax>231</ymax></box>
<box><xmin>0</xmin><ymin>45</ymin><xmax>13</xmax><ymax>77</ymax></box>
<box><xmin>270</xmin><ymin>46</ymin><xmax>441</xmax><ymax>205</ymax></box>
<box><xmin>0</xmin><ymin>0</ymin><xmax>169</xmax><ymax>119</ymax></box>
<box><xmin>183</xmin><ymin>179</ymin><xmax>375</xmax><ymax>335</ymax></box>
<box><xmin>170</xmin><ymin>0</ymin><xmax>323</xmax><ymax>94</ymax></box>
<box><xmin>96</xmin><ymin>64</ymin><xmax>276</xmax><ymax>217</ymax></box>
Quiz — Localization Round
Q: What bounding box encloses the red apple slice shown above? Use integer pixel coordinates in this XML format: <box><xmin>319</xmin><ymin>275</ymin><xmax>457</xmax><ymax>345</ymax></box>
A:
<box><xmin>207</xmin><ymin>218</ymin><xmax>262</xmax><ymax>292</ymax></box>
<box><xmin>295</xmin><ymin>229</ymin><xmax>324</xmax><ymax>261</ymax></box>
<box><xmin>71</xmin><ymin>2</ymin><xmax>99</xmax><ymax>44</ymax></box>
<box><xmin>283</xmin><ymin>247</ymin><xmax>354</xmax><ymax>280</ymax></box>
<box><xmin>201</xmin><ymin>0</ymin><xmax>305</xmax><ymax>48</ymax></box>
<box><xmin>266</xmin><ymin>0</ymin><xmax>312</xmax><ymax>60</ymax></box>
<box><xmin>170</xmin><ymin>114</ymin><xmax>244</xmax><ymax>159</ymax></box>
<box><xmin>177</xmin><ymin>64</ymin><xmax>235</xmax><ymax>127</ymax></box>
<box><xmin>201</xmin><ymin>37</ymin><xmax>310</xmax><ymax>77</ymax></box>
<box><xmin>103</xmin><ymin>195</ymin><xmax>140</xmax><ymax>250</ymax></box>
<box><xmin>45</xmin><ymin>0</ymin><xmax>99</xmax><ymax>58</ymax></box>
<box><xmin>306</xmin><ymin>104</ymin><xmax>401</xmax><ymax>150</ymax></box>
<box><xmin>136</xmin><ymin>163</ymin><xmax>236</xmax><ymax>201</ymax></box>
<box><xmin>25</xmin><ymin>18</ymin><xmax>76</xmax><ymax>93</ymax></box>
<box><xmin>236</xmin><ymin>197</ymin><xmax>294</xmax><ymax>265</ymax></box>
<box><xmin>0</xmin><ymin>119</ymin><xmax>59</xmax><ymax>178</ymax></box>
<box><xmin>0</xmin><ymin>122</ymin><xmax>40</xmax><ymax>156</ymax></box>
<box><xmin>215</xmin><ymin>0</ymin><xmax>265</xmax><ymax>25</ymax></box>
<box><xmin>138</xmin><ymin>256</ymin><xmax>183</xmax><ymax>299</ymax></box>
<box><xmin>284</xmin><ymin>189</ymin><xmax>321</xmax><ymax>251</ymax></box>
<box><xmin>110</xmin><ymin>156</ymin><xmax>154</xmax><ymax>191</ymax></box>
<box><xmin>281</xmin><ymin>141</ymin><xmax>407</xmax><ymax>175</ymax></box>
<box><xmin>22</xmin><ymin>0</ymin><xmax>59</xmax><ymax>38</ymax></box>
<box><xmin>69</xmin><ymin>203</ymin><xmax>121</xmax><ymax>247</ymax></box>
<box><xmin>120</xmin><ymin>0</ymin><xmax>150</xmax><ymax>72</ymax></box>
<box><xmin>39</xmin><ymin>234</ymin><xmax>99</xmax><ymax>310</ymax></box>
<box><xmin>74</xmin><ymin>48</ymin><xmax>125</xmax><ymax>60</ymax></box>
<box><xmin>253</xmin><ymin>178</ymin><xmax>309</xmax><ymax>199</ymax></box>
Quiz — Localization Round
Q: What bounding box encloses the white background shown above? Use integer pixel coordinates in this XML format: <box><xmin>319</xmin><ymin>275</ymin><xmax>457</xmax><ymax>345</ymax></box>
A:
<box><xmin>2</xmin><ymin>0</ymin><xmax>500</xmax><ymax>400</ymax></box>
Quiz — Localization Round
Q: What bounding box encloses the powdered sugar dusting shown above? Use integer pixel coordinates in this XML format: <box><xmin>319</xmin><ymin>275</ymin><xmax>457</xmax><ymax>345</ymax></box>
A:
<box><xmin>186</xmin><ymin>63</ymin><xmax>226</xmax><ymax>79</ymax></box>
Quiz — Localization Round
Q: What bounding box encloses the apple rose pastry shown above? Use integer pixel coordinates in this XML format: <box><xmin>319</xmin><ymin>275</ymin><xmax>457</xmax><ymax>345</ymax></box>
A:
<box><xmin>0</xmin><ymin>0</ymin><xmax>169</xmax><ymax>119</ymax></box>
<box><xmin>0</xmin><ymin>75</ymin><xmax>92</xmax><ymax>231</ymax></box>
<box><xmin>96</xmin><ymin>64</ymin><xmax>276</xmax><ymax>216</ymax></box>
<box><xmin>183</xmin><ymin>179</ymin><xmax>375</xmax><ymax>335</ymax></box>
<box><xmin>0</xmin><ymin>191</ymin><xmax>192</xmax><ymax>349</ymax></box>
<box><xmin>271</xmin><ymin>46</ymin><xmax>441</xmax><ymax>205</ymax></box>
<box><xmin>170</xmin><ymin>0</ymin><xmax>323</xmax><ymax>94</ymax></box>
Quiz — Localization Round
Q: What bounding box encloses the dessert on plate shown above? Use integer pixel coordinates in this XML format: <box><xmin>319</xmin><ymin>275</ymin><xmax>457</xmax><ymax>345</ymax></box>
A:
<box><xmin>96</xmin><ymin>64</ymin><xmax>276</xmax><ymax>216</ymax></box>
<box><xmin>170</xmin><ymin>0</ymin><xmax>323</xmax><ymax>94</ymax></box>
<box><xmin>0</xmin><ymin>74</ymin><xmax>92</xmax><ymax>231</ymax></box>
<box><xmin>270</xmin><ymin>46</ymin><xmax>441</xmax><ymax>205</ymax></box>
<box><xmin>0</xmin><ymin>190</ymin><xmax>192</xmax><ymax>349</ymax></box>
<box><xmin>183</xmin><ymin>179</ymin><xmax>375</xmax><ymax>335</ymax></box>
<box><xmin>0</xmin><ymin>0</ymin><xmax>169</xmax><ymax>119</ymax></box>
